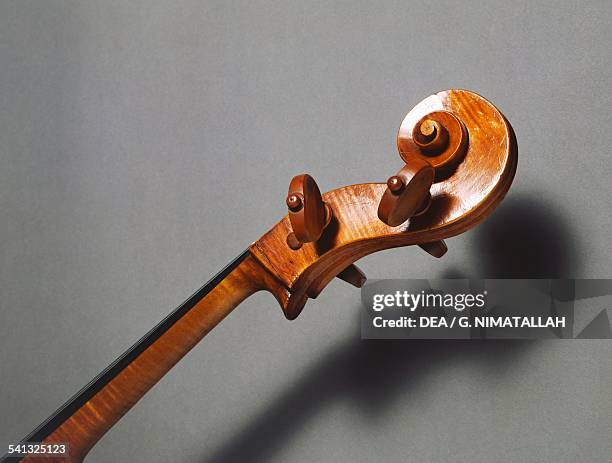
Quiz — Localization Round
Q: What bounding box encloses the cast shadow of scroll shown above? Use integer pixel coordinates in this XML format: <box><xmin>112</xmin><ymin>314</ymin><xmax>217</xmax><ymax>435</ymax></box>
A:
<box><xmin>201</xmin><ymin>195</ymin><xmax>577</xmax><ymax>463</ymax></box>
<box><xmin>473</xmin><ymin>195</ymin><xmax>578</xmax><ymax>278</ymax></box>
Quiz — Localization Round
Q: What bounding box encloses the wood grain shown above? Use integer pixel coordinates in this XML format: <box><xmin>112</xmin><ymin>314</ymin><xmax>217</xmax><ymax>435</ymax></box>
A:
<box><xmin>251</xmin><ymin>89</ymin><xmax>517</xmax><ymax>319</ymax></box>
<box><xmin>11</xmin><ymin>88</ymin><xmax>517</xmax><ymax>461</ymax></box>
<box><xmin>20</xmin><ymin>254</ymin><xmax>287</xmax><ymax>462</ymax></box>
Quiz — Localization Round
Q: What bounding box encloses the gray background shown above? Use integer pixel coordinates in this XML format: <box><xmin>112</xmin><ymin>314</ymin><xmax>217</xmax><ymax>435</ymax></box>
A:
<box><xmin>1</xmin><ymin>1</ymin><xmax>611</xmax><ymax>462</ymax></box>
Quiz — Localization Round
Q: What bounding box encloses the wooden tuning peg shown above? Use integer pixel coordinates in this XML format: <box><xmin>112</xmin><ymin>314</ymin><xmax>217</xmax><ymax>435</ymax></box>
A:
<box><xmin>377</xmin><ymin>158</ymin><xmax>434</xmax><ymax>227</ymax></box>
<box><xmin>419</xmin><ymin>240</ymin><xmax>448</xmax><ymax>258</ymax></box>
<box><xmin>378</xmin><ymin>161</ymin><xmax>448</xmax><ymax>258</ymax></box>
<box><xmin>377</xmin><ymin>108</ymin><xmax>470</xmax><ymax>257</ymax></box>
<box><xmin>285</xmin><ymin>174</ymin><xmax>367</xmax><ymax>287</ymax></box>
<box><xmin>285</xmin><ymin>174</ymin><xmax>332</xmax><ymax>250</ymax></box>
<box><xmin>336</xmin><ymin>263</ymin><xmax>367</xmax><ymax>288</ymax></box>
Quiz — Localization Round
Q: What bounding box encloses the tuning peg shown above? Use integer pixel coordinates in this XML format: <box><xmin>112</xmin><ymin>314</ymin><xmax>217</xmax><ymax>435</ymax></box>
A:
<box><xmin>336</xmin><ymin>264</ymin><xmax>367</xmax><ymax>288</ymax></box>
<box><xmin>285</xmin><ymin>174</ymin><xmax>332</xmax><ymax>250</ymax></box>
<box><xmin>377</xmin><ymin>158</ymin><xmax>434</xmax><ymax>227</ymax></box>
<box><xmin>419</xmin><ymin>240</ymin><xmax>448</xmax><ymax>258</ymax></box>
<box><xmin>378</xmin><ymin>109</ymin><xmax>469</xmax><ymax>256</ymax></box>
<box><xmin>284</xmin><ymin>175</ymin><xmax>367</xmax><ymax>289</ymax></box>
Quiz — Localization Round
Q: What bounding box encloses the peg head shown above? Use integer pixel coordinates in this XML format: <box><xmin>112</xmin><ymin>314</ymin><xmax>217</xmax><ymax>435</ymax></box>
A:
<box><xmin>253</xmin><ymin>89</ymin><xmax>517</xmax><ymax>320</ymax></box>
<box><xmin>377</xmin><ymin>158</ymin><xmax>435</xmax><ymax>227</ymax></box>
<box><xmin>286</xmin><ymin>174</ymin><xmax>331</xmax><ymax>244</ymax></box>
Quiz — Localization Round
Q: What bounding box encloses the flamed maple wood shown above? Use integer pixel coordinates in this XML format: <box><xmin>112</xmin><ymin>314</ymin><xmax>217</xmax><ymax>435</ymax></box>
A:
<box><xmin>4</xmin><ymin>89</ymin><xmax>516</xmax><ymax>462</ymax></box>
<box><xmin>10</xmin><ymin>254</ymin><xmax>288</xmax><ymax>463</ymax></box>
<box><xmin>251</xmin><ymin>89</ymin><xmax>517</xmax><ymax>319</ymax></box>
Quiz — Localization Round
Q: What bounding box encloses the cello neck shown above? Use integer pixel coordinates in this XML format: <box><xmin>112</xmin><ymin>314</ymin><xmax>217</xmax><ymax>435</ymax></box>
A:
<box><xmin>7</xmin><ymin>250</ymin><xmax>281</xmax><ymax>463</ymax></box>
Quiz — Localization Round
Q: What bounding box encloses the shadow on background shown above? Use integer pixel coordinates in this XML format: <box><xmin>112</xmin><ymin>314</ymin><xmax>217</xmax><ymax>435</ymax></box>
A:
<box><xmin>475</xmin><ymin>195</ymin><xmax>578</xmax><ymax>278</ymax></box>
<box><xmin>201</xmin><ymin>195</ymin><xmax>578</xmax><ymax>463</ymax></box>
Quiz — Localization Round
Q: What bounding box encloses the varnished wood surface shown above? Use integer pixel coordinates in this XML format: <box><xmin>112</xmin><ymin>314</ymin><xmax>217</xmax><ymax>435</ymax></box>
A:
<box><xmin>377</xmin><ymin>158</ymin><xmax>435</xmax><ymax>227</ymax></box>
<box><xmin>408</xmin><ymin>110</ymin><xmax>468</xmax><ymax>177</ymax></box>
<box><xmin>287</xmin><ymin>174</ymin><xmax>330</xmax><ymax>243</ymax></box>
<box><xmin>11</xmin><ymin>88</ymin><xmax>516</xmax><ymax>461</ymax></box>
<box><xmin>251</xmin><ymin>89</ymin><xmax>517</xmax><ymax>319</ymax></box>
<box><xmin>20</xmin><ymin>254</ymin><xmax>286</xmax><ymax>462</ymax></box>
